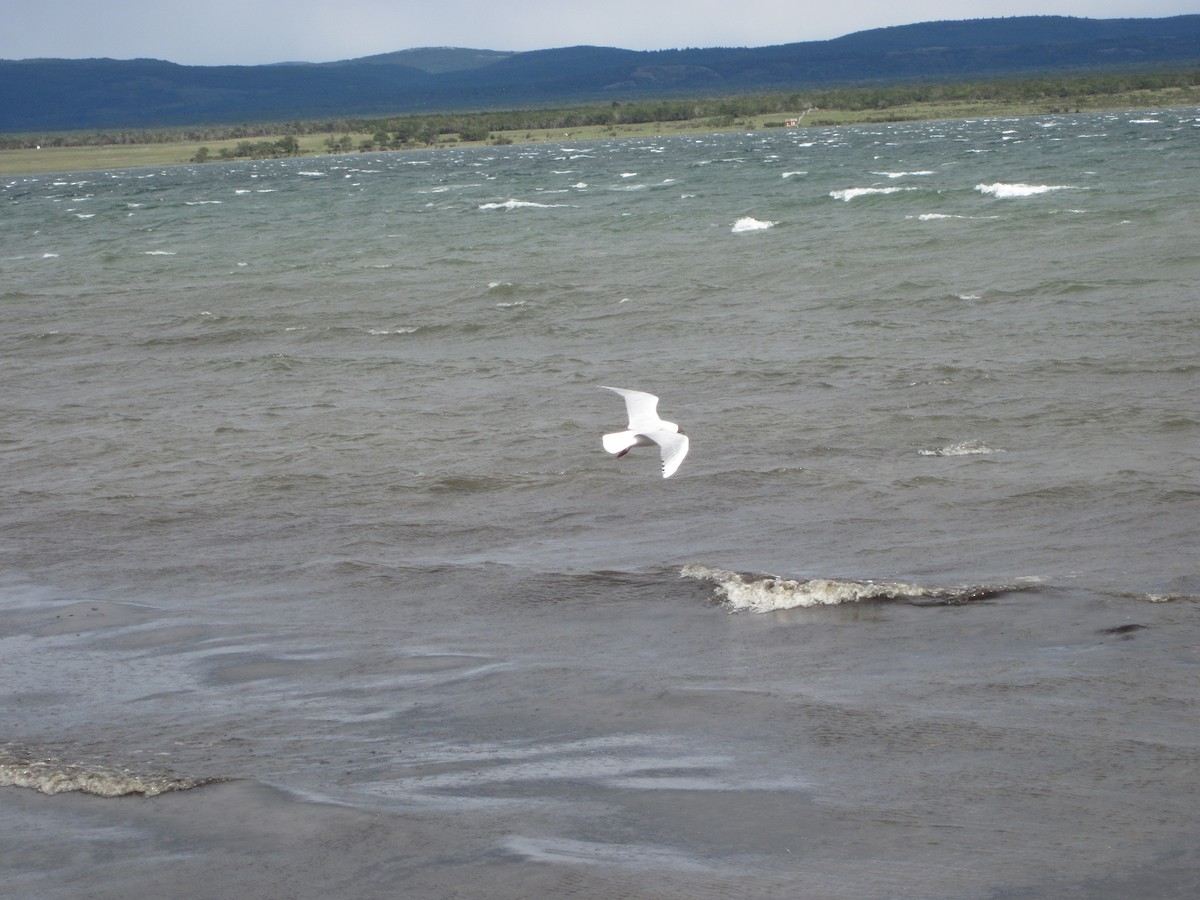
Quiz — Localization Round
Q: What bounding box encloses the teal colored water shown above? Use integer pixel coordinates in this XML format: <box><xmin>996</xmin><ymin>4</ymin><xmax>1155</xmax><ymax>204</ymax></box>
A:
<box><xmin>2</xmin><ymin>110</ymin><xmax>1199</xmax><ymax>898</ymax></box>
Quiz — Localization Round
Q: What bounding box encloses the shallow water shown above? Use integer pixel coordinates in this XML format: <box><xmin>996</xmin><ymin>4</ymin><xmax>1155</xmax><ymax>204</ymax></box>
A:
<box><xmin>2</xmin><ymin>110</ymin><xmax>1199</xmax><ymax>897</ymax></box>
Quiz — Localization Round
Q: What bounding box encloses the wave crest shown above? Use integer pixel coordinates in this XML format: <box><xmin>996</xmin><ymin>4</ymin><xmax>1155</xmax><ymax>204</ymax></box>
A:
<box><xmin>829</xmin><ymin>186</ymin><xmax>918</xmax><ymax>201</ymax></box>
<box><xmin>1</xmin><ymin>748</ymin><xmax>221</xmax><ymax>797</ymax></box>
<box><xmin>731</xmin><ymin>216</ymin><xmax>776</xmax><ymax>233</ymax></box>
<box><xmin>975</xmin><ymin>182</ymin><xmax>1078</xmax><ymax>198</ymax></box>
<box><xmin>478</xmin><ymin>199</ymin><xmax>570</xmax><ymax>210</ymax></box>
<box><xmin>681</xmin><ymin>565</ymin><xmax>1013</xmax><ymax>612</ymax></box>
<box><xmin>918</xmin><ymin>439</ymin><xmax>1003</xmax><ymax>457</ymax></box>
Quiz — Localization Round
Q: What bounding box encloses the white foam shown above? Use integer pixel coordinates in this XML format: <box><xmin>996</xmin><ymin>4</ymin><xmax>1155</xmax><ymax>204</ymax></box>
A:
<box><xmin>914</xmin><ymin>213</ymin><xmax>1000</xmax><ymax>221</ymax></box>
<box><xmin>781</xmin><ymin>171</ymin><xmax>807</xmax><ymax>178</ymax></box>
<box><xmin>872</xmin><ymin>170</ymin><xmax>936</xmax><ymax>178</ymax></box>
<box><xmin>918</xmin><ymin>439</ymin><xmax>1003</xmax><ymax>457</ymax></box>
<box><xmin>975</xmin><ymin>182</ymin><xmax>1078</xmax><ymax>198</ymax></box>
<box><xmin>731</xmin><ymin>216</ymin><xmax>776</xmax><ymax>233</ymax></box>
<box><xmin>681</xmin><ymin>565</ymin><xmax>1006</xmax><ymax>612</ymax></box>
<box><xmin>478</xmin><ymin>199</ymin><xmax>570</xmax><ymax>210</ymax></box>
<box><xmin>0</xmin><ymin>750</ymin><xmax>217</xmax><ymax>797</ymax></box>
<box><xmin>830</xmin><ymin>186</ymin><xmax>917</xmax><ymax>201</ymax></box>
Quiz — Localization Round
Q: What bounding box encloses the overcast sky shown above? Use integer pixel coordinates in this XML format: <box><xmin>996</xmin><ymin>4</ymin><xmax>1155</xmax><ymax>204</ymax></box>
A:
<box><xmin>4</xmin><ymin>1</ymin><xmax>1196</xmax><ymax>65</ymax></box>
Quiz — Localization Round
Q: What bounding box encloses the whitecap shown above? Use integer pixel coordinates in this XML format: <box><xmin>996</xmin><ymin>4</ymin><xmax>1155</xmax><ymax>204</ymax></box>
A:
<box><xmin>975</xmin><ymin>182</ymin><xmax>1077</xmax><ymax>198</ymax></box>
<box><xmin>872</xmin><ymin>170</ymin><xmax>936</xmax><ymax>178</ymax></box>
<box><xmin>829</xmin><ymin>186</ymin><xmax>918</xmax><ymax>201</ymax></box>
<box><xmin>912</xmin><ymin>213</ymin><xmax>1000</xmax><ymax>221</ymax></box>
<box><xmin>367</xmin><ymin>327</ymin><xmax>418</xmax><ymax>335</ymax></box>
<box><xmin>1</xmin><ymin>749</ymin><xmax>218</xmax><ymax>797</ymax></box>
<box><xmin>681</xmin><ymin>565</ymin><xmax>1009</xmax><ymax>613</ymax></box>
<box><xmin>731</xmin><ymin>216</ymin><xmax>776</xmax><ymax>233</ymax></box>
<box><xmin>918</xmin><ymin>439</ymin><xmax>1003</xmax><ymax>457</ymax></box>
<box><xmin>478</xmin><ymin>199</ymin><xmax>570</xmax><ymax>210</ymax></box>
<box><xmin>143</xmin><ymin>250</ymin><xmax>176</xmax><ymax>256</ymax></box>
<box><xmin>781</xmin><ymin>171</ymin><xmax>807</xmax><ymax>178</ymax></box>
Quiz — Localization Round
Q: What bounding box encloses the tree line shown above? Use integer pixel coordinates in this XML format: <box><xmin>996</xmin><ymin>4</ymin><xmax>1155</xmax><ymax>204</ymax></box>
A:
<box><xmin>3</xmin><ymin>69</ymin><xmax>1197</xmax><ymax>153</ymax></box>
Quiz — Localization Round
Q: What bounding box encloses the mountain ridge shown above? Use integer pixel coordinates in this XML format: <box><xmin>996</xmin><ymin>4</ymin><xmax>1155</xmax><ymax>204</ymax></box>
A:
<box><xmin>3</xmin><ymin>15</ymin><xmax>1199</xmax><ymax>131</ymax></box>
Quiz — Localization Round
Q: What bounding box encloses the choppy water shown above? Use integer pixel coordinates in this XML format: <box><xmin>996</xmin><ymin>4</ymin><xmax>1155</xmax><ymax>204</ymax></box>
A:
<box><xmin>2</xmin><ymin>110</ymin><xmax>1199</xmax><ymax>898</ymax></box>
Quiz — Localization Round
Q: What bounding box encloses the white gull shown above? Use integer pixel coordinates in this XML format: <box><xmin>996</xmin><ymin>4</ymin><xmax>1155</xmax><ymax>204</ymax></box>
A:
<box><xmin>600</xmin><ymin>386</ymin><xmax>689</xmax><ymax>478</ymax></box>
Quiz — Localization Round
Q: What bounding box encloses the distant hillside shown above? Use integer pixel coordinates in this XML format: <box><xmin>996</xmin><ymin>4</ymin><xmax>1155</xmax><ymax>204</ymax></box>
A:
<box><xmin>324</xmin><ymin>47</ymin><xmax>515</xmax><ymax>73</ymax></box>
<box><xmin>3</xmin><ymin>16</ymin><xmax>1199</xmax><ymax>131</ymax></box>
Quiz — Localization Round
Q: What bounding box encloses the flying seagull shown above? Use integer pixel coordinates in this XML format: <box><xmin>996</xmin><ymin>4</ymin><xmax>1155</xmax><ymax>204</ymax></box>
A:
<box><xmin>600</xmin><ymin>386</ymin><xmax>689</xmax><ymax>478</ymax></box>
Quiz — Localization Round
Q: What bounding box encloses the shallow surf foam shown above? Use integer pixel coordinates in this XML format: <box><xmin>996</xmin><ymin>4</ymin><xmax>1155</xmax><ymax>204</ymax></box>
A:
<box><xmin>681</xmin><ymin>565</ymin><xmax>1016</xmax><ymax>612</ymax></box>
<box><xmin>0</xmin><ymin>747</ymin><xmax>220</xmax><ymax>797</ymax></box>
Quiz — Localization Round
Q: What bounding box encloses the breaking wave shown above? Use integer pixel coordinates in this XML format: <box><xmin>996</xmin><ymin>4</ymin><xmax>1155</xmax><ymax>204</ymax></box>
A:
<box><xmin>0</xmin><ymin>747</ymin><xmax>222</xmax><ymax>797</ymax></box>
<box><xmin>731</xmin><ymin>216</ymin><xmax>776</xmax><ymax>233</ymax></box>
<box><xmin>975</xmin><ymin>182</ymin><xmax>1079</xmax><ymax>198</ymax></box>
<box><xmin>681</xmin><ymin>565</ymin><xmax>1020</xmax><ymax>613</ymax></box>
<box><xmin>830</xmin><ymin>186</ymin><xmax>919</xmax><ymax>201</ymax></box>
<box><xmin>479</xmin><ymin>199</ymin><xmax>571</xmax><ymax>210</ymax></box>
<box><xmin>918</xmin><ymin>439</ymin><xmax>1004</xmax><ymax>457</ymax></box>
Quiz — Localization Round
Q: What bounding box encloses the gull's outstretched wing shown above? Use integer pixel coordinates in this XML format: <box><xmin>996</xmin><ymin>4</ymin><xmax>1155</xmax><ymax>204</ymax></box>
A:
<box><xmin>600</xmin><ymin>386</ymin><xmax>663</xmax><ymax>431</ymax></box>
<box><xmin>647</xmin><ymin>430</ymin><xmax>689</xmax><ymax>479</ymax></box>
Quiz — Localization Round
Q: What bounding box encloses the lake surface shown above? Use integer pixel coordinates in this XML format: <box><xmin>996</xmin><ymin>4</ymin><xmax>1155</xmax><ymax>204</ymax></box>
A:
<box><xmin>3</xmin><ymin>109</ymin><xmax>1199</xmax><ymax>898</ymax></box>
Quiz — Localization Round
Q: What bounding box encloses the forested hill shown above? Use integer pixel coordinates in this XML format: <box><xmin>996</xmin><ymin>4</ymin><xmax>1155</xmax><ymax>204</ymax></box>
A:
<box><xmin>4</xmin><ymin>15</ymin><xmax>1200</xmax><ymax>131</ymax></box>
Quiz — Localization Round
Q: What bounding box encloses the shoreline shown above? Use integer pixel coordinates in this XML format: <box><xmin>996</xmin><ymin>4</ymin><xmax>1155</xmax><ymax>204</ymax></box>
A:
<box><xmin>3</xmin><ymin>88</ymin><xmax>1199</xmax><ymax>177</ymax></box>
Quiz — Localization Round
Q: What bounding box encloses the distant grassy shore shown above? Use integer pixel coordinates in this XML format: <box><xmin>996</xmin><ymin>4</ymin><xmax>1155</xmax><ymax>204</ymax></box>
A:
<box><xmin>3</xmin><ymin>76</ymin><xmax>1199</xmax><ymax>176</ymax></box>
